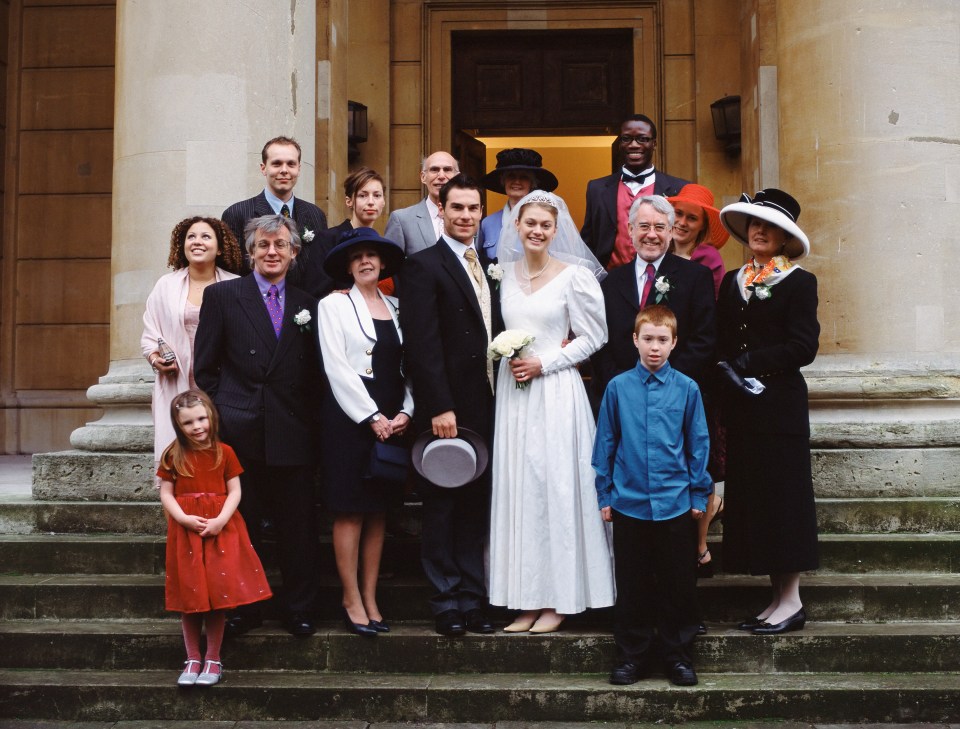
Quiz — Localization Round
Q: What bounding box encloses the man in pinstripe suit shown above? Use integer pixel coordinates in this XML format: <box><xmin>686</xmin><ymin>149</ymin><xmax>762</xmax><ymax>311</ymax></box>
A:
<box><xmin>195</xmin><ymin>214</ymin><xmax>321</xmax><ymax>637</ymax></box>
<box><xmin>221</xmin><ymin>136</ymin><xmax>329</xmax><ymax>294</ymax></box>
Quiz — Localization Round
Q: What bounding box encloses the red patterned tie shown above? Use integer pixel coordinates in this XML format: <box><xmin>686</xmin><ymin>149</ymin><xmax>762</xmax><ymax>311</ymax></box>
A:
<box><xmin>265</xmin><ymin>285</ymin><xmax>283</xmax><ymax>338</ymax></box>
<box><xmin>640</xmin><ymin>263</ymin><xmax>656</xmax><ymax>308</ymax></box>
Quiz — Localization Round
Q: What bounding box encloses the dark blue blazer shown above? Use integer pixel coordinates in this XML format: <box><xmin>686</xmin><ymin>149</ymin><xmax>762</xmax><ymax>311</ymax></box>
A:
<box><xmin>400</xmin><ymin>239</ymin><xmax>503</xmax><ymax>440</ymax></box>
<box><xmin>194</xmin><ymin>275</ymin><xmax>320</xmax><ymax>466</ymax></box>
<box><xmin>592</xmin><ymin>252</ymin><xmax>716</xmax><ymax>400</ymax></box>
<box><xmin>221</xmin><ymin>190</ymin><xmax>328</xmax><ymax>288</ymax></box>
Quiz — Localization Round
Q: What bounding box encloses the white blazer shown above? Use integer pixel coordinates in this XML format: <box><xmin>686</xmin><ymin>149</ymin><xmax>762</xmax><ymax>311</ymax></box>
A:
<box><xmin>316</xmin><ymin>285</ymin><xmax>414</xmax><ymax>424</ymax></box>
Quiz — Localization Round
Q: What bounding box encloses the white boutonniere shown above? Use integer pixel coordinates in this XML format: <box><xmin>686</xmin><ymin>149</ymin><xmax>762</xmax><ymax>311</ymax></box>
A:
<box><xmin>294</xmin><ymin>309</ymin><xmax>312</xmax><ymax>332</ymax></box>
<box><xmin>486</xmin><ymin>263</ymin><xmax>503</xmax><ymax>288</ymax></box>
<box><xmin>654</xmin><ymin>275</ymin><xmax>671</xmax><ymax>303</ymax></box>
<box><xmin>751</xmin><ymin>284</ymin><xmax>772</xmax><ymax>301</ymax></box>
<box><xmin>302</xmin><ymin>228</ymin><xmax>315</xmax><ymax>243</ymax></box>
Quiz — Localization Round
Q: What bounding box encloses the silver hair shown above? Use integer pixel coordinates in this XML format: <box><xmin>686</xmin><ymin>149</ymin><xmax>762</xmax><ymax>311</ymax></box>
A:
<box><xmin>628</xmin><ymin>195</ymin><xmax>676</xmax><ymax>228</ymax></box>
<box><xmin>421</xmin><ymin>151</ymin><xmax>459</xmax><ymax>172</ymax></box>
<box><xmin>244</xmin><ymin>214</ymin><xmax>302</xmax><ymax>267</ymax></box>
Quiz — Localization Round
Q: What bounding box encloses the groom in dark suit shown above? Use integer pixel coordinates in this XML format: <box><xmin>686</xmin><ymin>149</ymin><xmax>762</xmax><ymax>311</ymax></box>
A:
<box><xmin>581</xmin><ymin>115</ymin><xmax>690</xmax><ymax>270</ymax></box>
<box><xmin>400</xmin><ymin>174</ymin><xmax>502</xmax><ymax>637</ymax></box>
<box><xmin>222</xmin><ymin>136</ymin><xmax>329</xmax><ymax>294</ymax></box>
<box><xmin>592</xmin><ymin>195</ymin><xmax>716</xmax><ymax>400</ymax></box>
<box><xmin>195</xmin><ymin>214</ymin><xmax>321</xmax><ymax>637</ymax></box>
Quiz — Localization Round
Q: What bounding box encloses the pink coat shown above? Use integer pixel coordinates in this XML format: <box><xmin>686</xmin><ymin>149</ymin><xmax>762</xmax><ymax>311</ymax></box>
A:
<box><xmin>140</xmin><ymin>267</ymin><xmax>238</xmax><ymax>462</ymax></box>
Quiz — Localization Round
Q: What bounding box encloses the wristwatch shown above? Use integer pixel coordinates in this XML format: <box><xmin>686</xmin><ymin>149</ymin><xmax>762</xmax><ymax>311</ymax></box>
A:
<box><xmin>367</xmin><ymin>413</ymin><xmax>382</xmax><ymax>424</ymax></box>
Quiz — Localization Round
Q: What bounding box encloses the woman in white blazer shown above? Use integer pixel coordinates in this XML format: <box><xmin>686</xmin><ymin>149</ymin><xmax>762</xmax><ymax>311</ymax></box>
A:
<box><xmin>316</xmin><ymin>227</ymin><xmax>411</xmax><ymax>636</ymax></box>
<box><xmin>141</xmin><ymin>217</ymin><xmax>242</xmax><ymax>468</ymax></box>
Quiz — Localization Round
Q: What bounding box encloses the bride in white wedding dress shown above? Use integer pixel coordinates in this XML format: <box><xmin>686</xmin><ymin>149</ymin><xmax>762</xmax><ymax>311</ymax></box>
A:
<box><xmin>488</xmin><ymin>191</ymin><xmax>616</xmax><ymax>633</ymax></box>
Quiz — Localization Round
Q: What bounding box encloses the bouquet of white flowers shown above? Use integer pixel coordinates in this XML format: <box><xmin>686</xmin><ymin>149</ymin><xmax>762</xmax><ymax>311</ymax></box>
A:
<box><xmin>488</xmin><ymin>329</ymin><xmax>536</xmax><ymax>389</ymax></box>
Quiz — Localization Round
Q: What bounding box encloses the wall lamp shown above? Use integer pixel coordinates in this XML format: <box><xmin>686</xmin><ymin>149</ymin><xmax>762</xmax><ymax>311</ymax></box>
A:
<box><xmin>710</xmin><ymin>95</ymin><xmax>741</xmax><ymax>156</ymax></box>
<box><xmin>348</xmin><ymin>101</ymin><xmax>368</xmax><ymax>163</ymax></box>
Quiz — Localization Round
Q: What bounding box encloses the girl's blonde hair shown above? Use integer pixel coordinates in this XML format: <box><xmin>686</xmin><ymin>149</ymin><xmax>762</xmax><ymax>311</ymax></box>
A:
<box><xmin>159</xmin><ymin>389</ymin><xmax>223</xmax><ymax>478</ymax></box>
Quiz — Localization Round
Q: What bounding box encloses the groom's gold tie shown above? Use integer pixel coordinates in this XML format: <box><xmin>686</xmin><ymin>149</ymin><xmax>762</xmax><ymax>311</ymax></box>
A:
<box><xmin>463</xmin><ymin>247</ymin><xmax>483</xmax><ymax>286</ymax></box>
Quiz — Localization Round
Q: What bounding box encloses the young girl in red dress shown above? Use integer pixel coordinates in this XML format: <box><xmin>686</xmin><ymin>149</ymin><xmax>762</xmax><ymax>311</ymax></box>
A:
<box><xmin>158</xmin><ymin>389</ymin><xmax>272</xmax><ymax>687</ymax></box>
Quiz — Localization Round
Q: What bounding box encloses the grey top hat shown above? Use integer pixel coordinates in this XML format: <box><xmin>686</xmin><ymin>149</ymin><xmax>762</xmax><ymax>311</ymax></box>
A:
<box><xmin>412</xmin><ymin>428</ymin><xmax>489</xmax><ymax>488</ymax></box>
<box><xmin>480</xmin><ymin>148</ymin><xmax>559</xmax><ymax>195</ymax></box>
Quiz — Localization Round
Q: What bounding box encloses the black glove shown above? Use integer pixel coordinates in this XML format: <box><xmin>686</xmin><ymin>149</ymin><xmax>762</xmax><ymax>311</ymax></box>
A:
<box><xmin>729</xmin><ymin>352</ymin><xmax>751</xmax><ymax>375</ymax></box>
<box><xmin>717</xmin><ymin>361</ymin><xmax>762</xmax><ymax>396</ymax></box>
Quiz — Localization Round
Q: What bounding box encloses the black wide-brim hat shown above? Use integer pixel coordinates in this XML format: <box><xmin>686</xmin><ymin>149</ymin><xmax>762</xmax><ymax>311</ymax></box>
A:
<box><xmin>323</xmin><ymin>226</ymin><xmax>406</xmax><ymax>282</ymax></box>
<box><xmin>412</xmin><ymin>428</ymin><xmax>489</xmax><ymax>488</ymax></box>
<box><xmin>480</xmin><ymin>148</ymin><xmax>559</xmax><ymax>195</ymax></box>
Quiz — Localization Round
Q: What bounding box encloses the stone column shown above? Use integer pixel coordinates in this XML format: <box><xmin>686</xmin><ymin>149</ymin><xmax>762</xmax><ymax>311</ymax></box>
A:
<box><xmin>775</xmin><ymin>1</ymin><xmax>960</xmax><ymax>491</ymax></box>
<box><xmin>34</xmin><ymin>0</ymin><xmax>319</xmax><ymax>499</ymax></box>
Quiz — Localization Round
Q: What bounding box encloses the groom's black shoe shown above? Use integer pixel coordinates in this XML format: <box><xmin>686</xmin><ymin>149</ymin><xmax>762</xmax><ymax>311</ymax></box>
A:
<box><xmin>435</xmin><ymin>609</ymin><xmax>466</xmax><ymax>636</ymax></box>
<box><xmin>464</xmin><ymin>609</ymin><xmax>495</xmax><ymax>634</ymax></box>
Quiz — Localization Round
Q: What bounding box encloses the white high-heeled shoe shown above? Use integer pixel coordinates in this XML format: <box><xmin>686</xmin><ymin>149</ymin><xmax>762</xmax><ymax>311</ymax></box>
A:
<box><xmin>177</xmin><ymin>659</ymin><xmax>202</xmax><ymax>686</ymax></box>
<box><xmin>195</xmin><ymin>659</ymin><xmax>223</xmax><ymax>687</ymax></box>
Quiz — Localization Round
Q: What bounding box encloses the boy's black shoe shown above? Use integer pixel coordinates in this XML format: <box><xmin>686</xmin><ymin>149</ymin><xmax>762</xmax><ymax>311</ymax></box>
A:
<box><xmin>609</xmin><ymin>661</ymin><xmax>647</xmax><ymax>685</ymax></box>
<box><xmin>435</xmin><ymin>609</ymin><xmax>466</xmax><ymax>636</ymax></box>
<box><xmin>668</xmin><ymin>661</ymin><xmax>698</xmax><ymax>686</ymax></box>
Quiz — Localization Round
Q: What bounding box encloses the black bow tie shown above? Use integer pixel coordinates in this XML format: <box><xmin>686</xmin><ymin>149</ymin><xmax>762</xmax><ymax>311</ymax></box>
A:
<box><xmin>622</xmin><ymin>168</ymin><xmax>653</xmax><ymax>185</ymax></box>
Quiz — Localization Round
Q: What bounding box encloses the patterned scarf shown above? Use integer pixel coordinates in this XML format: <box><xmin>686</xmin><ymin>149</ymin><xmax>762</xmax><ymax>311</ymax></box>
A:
<box><xmin>737</xmin><ymin>255</ymin><xmax>798</xmax><ymax>301</ymax></box>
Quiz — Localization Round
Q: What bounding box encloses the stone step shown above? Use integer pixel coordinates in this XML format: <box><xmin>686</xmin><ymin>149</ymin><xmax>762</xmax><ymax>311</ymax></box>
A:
<box><xmin>3</xmin><ymin>497</ymin><xmax>959</xmax><ymax>535</ymax></box>
<box><xmin>3</xmin><ymin>573</ymin><xmax>960</xmax><ymax>622</ymax></box>
<box><xmin>1</xmin><ymin>668</ymin><xmax>957</xmax><ymax>723</ymax></box>
<box><xmin>1</xmin><ymin>620</ymin><xmax>958</xmax><ymax>675</ymax></box>
<box><xmin>2</xmin><ymin>532</ymin><xmax>959</xmax><ymax>576</ymax></box>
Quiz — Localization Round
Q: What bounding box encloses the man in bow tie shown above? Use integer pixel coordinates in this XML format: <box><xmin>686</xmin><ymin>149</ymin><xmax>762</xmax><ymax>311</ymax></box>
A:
<box><xmin>581</xmin><ymin>115</ymin><xmax>690</xmax><ymax>270</ymax></box>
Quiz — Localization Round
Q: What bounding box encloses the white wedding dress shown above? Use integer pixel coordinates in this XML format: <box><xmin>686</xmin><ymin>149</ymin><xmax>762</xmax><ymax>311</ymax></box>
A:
<box><xmin>489</xmin><ymin>261</ymin><xmax>616</xmax><ymax>614</ymax></box>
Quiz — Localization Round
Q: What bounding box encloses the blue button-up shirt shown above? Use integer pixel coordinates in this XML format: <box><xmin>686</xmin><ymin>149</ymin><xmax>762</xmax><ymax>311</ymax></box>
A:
<box><xmin>592</xmin><ymin>360</ymin><xmax>712</xmax><ymax>521</ymax></box>
<box><xmin>252</xmin><ymin>270</ymin><xmax>286</xmax><ymax>319</ymax></box>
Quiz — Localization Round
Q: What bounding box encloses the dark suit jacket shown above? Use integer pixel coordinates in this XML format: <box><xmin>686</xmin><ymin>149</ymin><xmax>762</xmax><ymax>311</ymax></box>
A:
<box><xmin>580</xmin><ymin>170</ymin><xmax>691</xmax><ymax>267</ymax></box>
<box><xmin>298</xmin><ymin>219</ymin><xmax>352</xmax><ymax>298</ymax></box>
<box><xmin>221</xmin><ymin>191</ymin><xmax>328</xmax><ymax>289</ymax></box>
<box><xmin>593</xmin><ymin>252</ymin><xmax>716</xmax><ymax>399</ymax></box>
<box><xmin>400</xmin><ymin>240</ymin><xmax>503</xmax><ymax>440</ymax></box>
<box><xmin>717</xmin><ymin>268</ymin><xmax>819</xmax><ymax>436</ymax></box>
<box><xmin>194</xmin><ymin>275</ymin><xmax>320</xmax><ymax>466</ymax></box>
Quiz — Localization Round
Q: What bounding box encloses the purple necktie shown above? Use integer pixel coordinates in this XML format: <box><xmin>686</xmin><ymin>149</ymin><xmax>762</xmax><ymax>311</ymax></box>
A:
<box><xmin>265</xmin><ymin>285</ymin><xmax>283</xmax><ymax>338</ymax></box>
<box><xmin>640</xmin><ymin>263</ymin><xmax>656</xmax><ymax>308</ymax></box>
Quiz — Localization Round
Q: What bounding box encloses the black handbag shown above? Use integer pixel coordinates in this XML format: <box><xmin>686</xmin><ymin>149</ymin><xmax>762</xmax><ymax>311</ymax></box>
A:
<box><xmin>365</xmin><ymin>441</ymin><xmax>410</xmax><ymax>483</ymax></box>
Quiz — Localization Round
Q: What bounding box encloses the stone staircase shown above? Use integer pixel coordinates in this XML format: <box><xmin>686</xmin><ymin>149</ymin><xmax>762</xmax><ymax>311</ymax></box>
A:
<box><xmin>1</xmin><ymin>455</ymin><xmax>959</xmax><ymax>723</ymax></box>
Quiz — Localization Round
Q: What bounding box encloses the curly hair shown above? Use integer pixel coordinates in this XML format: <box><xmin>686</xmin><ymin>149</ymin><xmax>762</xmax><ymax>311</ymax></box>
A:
<box><xmin>166</xmin><ymin>217</ymin><xmax>243</xmax><ymax>273</ymax></box>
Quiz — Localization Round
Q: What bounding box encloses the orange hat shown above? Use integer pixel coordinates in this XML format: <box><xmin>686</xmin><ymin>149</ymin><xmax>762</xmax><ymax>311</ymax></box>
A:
<box><xmin>667</xmin><ymin>183</ymin><xmax>730</xmax><ymax>250</ymax></box>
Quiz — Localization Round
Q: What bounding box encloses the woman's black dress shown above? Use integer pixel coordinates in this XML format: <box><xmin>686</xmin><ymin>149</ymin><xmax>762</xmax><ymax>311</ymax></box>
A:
<box><xmin>717</xmin><ymin>267</ymin><xmax>821</xmax><ymax>576</ymax></box>
<box><xmin>320</xmin><ymin>318</ymin><xmax>405</xmax><ymax>513</ymax></box>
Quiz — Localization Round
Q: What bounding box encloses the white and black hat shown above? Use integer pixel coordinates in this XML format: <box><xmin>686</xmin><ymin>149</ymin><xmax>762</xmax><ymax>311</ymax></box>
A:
<box><xmin>719</xmin><ymin>188</ymin><xmax>810</xmax><ymax>260</ymax></box>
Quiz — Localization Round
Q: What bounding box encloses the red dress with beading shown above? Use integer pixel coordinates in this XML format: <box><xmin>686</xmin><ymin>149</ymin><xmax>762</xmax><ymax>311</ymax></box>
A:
<box><xmin>158</xmin><ymin>444</ymin><xmax>272</xmax><ymax>613</ymax></box>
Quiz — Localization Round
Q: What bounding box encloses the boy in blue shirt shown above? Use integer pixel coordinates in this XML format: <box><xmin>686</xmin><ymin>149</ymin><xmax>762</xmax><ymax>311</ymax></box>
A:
<box><xmin>592</xmin><ymin>304</ymin><xmax>712</xmax><ymax>686</ymax></box>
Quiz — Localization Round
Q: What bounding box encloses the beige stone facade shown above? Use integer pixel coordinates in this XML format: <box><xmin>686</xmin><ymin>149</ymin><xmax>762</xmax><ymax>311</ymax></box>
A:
<box><xmin>2</xmin><ymin>0</ymin><xmax>959</xmax><ymax>458</ymax></box>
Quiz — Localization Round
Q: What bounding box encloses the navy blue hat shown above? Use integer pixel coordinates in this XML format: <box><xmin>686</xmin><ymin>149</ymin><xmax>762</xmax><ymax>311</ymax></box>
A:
<box><xmin>323</xmin><ymin>227</ymin><xmax>405</xmax><ymax>281</ymax></box>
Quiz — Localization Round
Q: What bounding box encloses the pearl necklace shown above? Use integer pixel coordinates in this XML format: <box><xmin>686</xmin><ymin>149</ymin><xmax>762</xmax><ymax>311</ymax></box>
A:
<box><xmin>522</xmin><ymin>258</ymin><xmax>550</xmax><ymax>280</ymax></box>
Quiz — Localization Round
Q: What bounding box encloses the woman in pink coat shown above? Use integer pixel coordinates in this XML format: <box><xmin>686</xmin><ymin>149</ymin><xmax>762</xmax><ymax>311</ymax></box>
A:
<box><xmin>141</xmin><ymin>217</ymin><xmax>243</xmax><ymax>466</ymax></box>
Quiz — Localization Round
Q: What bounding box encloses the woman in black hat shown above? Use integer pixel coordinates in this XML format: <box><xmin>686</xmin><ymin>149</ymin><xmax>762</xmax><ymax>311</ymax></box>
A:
<box><xmin>479</xmin><ymin>148</ymin><xmax>559</xmax><ymax>261</ymax></box>
<box><xmin>716</xmin><ymin>188</ymin><xmax>820</xmax><ymax>635</ymax></box>
<box><xmin>315</xmin><ymin>227</ymin><xmax>411</xmax><ymax>636</ymax></box>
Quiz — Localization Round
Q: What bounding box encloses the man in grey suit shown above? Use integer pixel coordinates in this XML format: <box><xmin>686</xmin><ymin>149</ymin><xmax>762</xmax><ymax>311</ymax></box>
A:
<box><xmin>384</xmin><ymin>150</ymin><xmax>459</xmax><ymax>254</ymax></box>
<box><xmin>221</xmin><ymin>136</ymin><xmax>329</xmax><ymax>293</ymax></box>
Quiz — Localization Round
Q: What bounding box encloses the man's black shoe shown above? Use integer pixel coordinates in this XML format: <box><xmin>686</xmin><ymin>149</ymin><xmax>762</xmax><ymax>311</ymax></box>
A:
<box><xmin>464</xmin><ymin>608</ymin><xmax>494</xmax><ymax>634</ymax></box>
<box><xmin>435</xmin><ymin>609</ymin><xmax>466</xmax><ymax>636</ymax></box>
<box><xmin>284</xmin><ymin>613</ymin><xmax>316</xmax><ymax>637</ymax></box>
<box><xmin>224</xmin><ymin>613</ymin><xmax>262</xmax><ymax>638</ymax></box>
<box><xmin>668</xmin><ymin>661</ymin><xmax>698</xmax><ymax>686</ymax></box>
<box><xmin>609</xmin><ymin>661</ymin><xmax>646</xmax><ymax>685</ymax></box>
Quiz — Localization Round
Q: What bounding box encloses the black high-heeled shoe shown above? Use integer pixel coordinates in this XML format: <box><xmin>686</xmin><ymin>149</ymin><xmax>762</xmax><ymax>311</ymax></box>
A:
<box><xmin>342</xmin><ymin>608</ymin><xmax>377</xmax><ymax>636</ymax></box>
<box><xmin>736</xmin><ymin>615</ymin><xmax>763</xmax><ymax>630</ymax></box>
<box><xmin>367</xmin><ymin>618</ymin><xmax>390</xmax><ymax>633</ymax></box>
<box><xmin>751</xmin><ymin>607</ymin><xmax>806</xmax><ymax>635</ymax></box>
